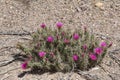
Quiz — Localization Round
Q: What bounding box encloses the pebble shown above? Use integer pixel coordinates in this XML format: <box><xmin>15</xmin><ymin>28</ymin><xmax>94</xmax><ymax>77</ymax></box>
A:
<box><xmin>95</xmin><ymin>2</ymin><xmax>103</xmax><ymax>8</ymax></box>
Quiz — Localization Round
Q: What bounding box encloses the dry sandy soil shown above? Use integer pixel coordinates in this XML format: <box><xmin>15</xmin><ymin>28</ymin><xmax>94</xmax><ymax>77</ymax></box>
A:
<box><xmin>0</xmin><ymin>0</ymin><xmax>120</xmax><ymax>80</ymax></box>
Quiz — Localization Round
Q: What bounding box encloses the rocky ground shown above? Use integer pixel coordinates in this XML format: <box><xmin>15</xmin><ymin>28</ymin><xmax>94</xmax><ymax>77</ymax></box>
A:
<box><xmin>0</xmin><ymin>0</ymin><xmax>120</xmax><ymax>80</ymax></box>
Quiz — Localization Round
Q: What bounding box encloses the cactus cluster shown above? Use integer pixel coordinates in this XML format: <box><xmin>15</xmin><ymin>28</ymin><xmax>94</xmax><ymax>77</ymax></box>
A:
<box><xmin>18</xmin><ymin>22</ymin><xmax>112</xmax><ymax>72</ymax></box>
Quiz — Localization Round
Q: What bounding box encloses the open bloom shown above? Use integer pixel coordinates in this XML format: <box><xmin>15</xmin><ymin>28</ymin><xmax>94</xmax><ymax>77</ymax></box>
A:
<box><xmin>21</xmin><ymin>62</ymin><xmax>28</xmax><ymax>69</ymax></box>
<box><xmin>73</xmin><ymin>33</ymin><xmax>79</xmax><ymax>40</ymax></box>
<box><xmin>72</xmin><ymin>54</ymin><xmax>79</xmax><ymax>61</ymax></box>
<box><xmin>39</xmin><ymin>51</ymin><xmax>46</xmax><ymax>58</ymax></box>
<box><xmin>94</xmin><ymin>47</ymin><xmax>103</xmax><ymax>55</ymax></box>
<box><xmin>47</xmin><ymin>36</ymin><xmax>54</xmax><ymax>42</ymax></box>
<box><xmin>89</xmin><ymin>54</ymin><xmax>97</xmax><ymax>61</ymax></box>
<box><xmin>40</xmin><ymin>23</ymin><xmax>46</xmax><ymax>28</ymax></box>
<box><xmin>100</xmin><ymin>42</ymin><xmax>107</xmax><ymax>48</ymax></box>
<box><xmin>56</xmin><ymin>22</ymin><xmax>63</xmax><ymax>28</ymax></box>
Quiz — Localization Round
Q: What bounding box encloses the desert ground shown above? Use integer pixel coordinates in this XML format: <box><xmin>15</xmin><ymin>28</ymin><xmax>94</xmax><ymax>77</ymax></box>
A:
<box><xmin>0</xmin><ymin>0</ymin><xmax>120</xmax><ymax>80</ymax></box>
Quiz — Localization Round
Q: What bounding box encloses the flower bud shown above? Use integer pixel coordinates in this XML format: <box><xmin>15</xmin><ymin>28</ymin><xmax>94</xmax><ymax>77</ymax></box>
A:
<box><xmin>89</xmin><ymin>54</ymin><xmax>97</xmax><ymax>61</ymax></box>
<box><xmin>73</xmin><ymin>33</ymin><xmax>79</xmax><ymax>40</ymax></box>
<box><xmin>40</xmin><ymin>23</ymin><xmax>46</xmax><ymax>28</ymax></box>
<box><xmin>39</xmin><ymin>51</ymin><xmax>46</xmax><ymax>58</ymax></box>
<box><xmin>47</xmin><ymin>36</ymin><xmax>54</xmax><ymax>43</ymax></box>
<box><xmin>72</xmin><ymin>54</ymin><xmax>79</xmax><ymax>61</ymax></box>
<box><xmin>56</xmin><ymin>22</ymin><xmax>63</xmax><ymax>29</ymax></box>
<box><xmin>21</xmin><ymin>62</ymin><xmax>28</xmax><ymax>69</ymax></box>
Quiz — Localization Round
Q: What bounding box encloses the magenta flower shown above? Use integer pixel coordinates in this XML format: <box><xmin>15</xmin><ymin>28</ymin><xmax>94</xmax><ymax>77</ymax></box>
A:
<box><xmin>39</xmin><ymin>51</ymin><xmax>46</xmax><ymax>58</ymax></box>
<box><xmin>100</xmin><ymin>42</ymin><xmax>107</xmax><ymax>48</ymax></box>
<box><xmin>40</xmin><ymin>23</ymin><xmax>46</xmax><ymax>28</ymax></box>
<box><xmin>83</xmin><ymin>44</ymin><xmax>87</xmax><ymax>50</ymax></box>
<box><xmin>21</xmin><ymin>62</ymin><xmax>28</xmax><ymax>69</ymax></box>
<box><xmin>72</xmin><ymin>54</ymin><xmax>79</xmax><ymax>61</ymax></box>
<box><xmin>56</xmin><ymin>22</ymin><xmax>63</xmax><ymax>28</ymax></box>
<box><xmin>89</xmin><ymin>54</ymin><xmax>97</xmax><ymax>61</ymax></box>
<box><xmin>47</xmin><ymin>36</ymin><xmax>54</xmax><ymax>42</ymax></box>
<box><xmin>64</xmin><ymin>39</ymin><xmax>70</xmax><ymax>44</ymax></box>
<box><xmin>94</xmin><ymin>47</ymin><xmax>103</xmax><ymax>55</ymax></box>
<box><xmin>73</xmin><ymin>33</ymin><xmax>79</xmax><ymax>40</ymax></box>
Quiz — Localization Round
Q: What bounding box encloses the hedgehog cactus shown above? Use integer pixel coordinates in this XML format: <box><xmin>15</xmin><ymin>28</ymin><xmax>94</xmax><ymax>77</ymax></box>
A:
<box><xmin>18</xmin><ymin>22</ymin><xmax>111</xmax><ymax>72</ymax></box>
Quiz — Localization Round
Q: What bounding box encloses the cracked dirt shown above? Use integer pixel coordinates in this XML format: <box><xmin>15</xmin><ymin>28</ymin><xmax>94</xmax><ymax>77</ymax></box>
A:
<box><xmin>0</xmin><ymin>0</ymin><xmax>120</xmax><ymax>80</ymax></box>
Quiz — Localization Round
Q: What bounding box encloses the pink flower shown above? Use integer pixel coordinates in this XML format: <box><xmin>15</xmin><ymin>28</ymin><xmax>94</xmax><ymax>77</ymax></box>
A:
<box><xmin>47</xmin><ymin>36</ymin><xmax>54</xmax><ymax>42</ymax></box>
<box><xmin>21</xmin><ymin>62</ymin><xmax>28</xmax><ymax>69</ymax></box>
<box><xmin>39</xmin><ymin>51</ymin><xmax>46</xmax><ymax>58</ymax></box>
<box><xmin>89</xmin><ymin>54</ymin><xmax>97</xmax><ymax>61</ymax></box>
<box><xmin>56</xmin><ymin>22</ymin><xmax>63</xmax><ymax>28</ymax></box>
<box><xmin>94</xmin><ymin>47</ymin><xmax>103</xmax><ymax>55</ymax></box>
<box><xmin>72</xmin><ymin>54</ymin><xmax>79</xmax><ymax>61</ymax></box>
<box><xmin>64</xmin><ymin>39</ymin><xmax>70</xmax><ymax>44</ymax></box>
<box><xmin>83</xmin><ymin>44</ymin><xmax>87</xmax><ymax>50</ymax></box>
<box><xmin>73</xmin><ymin>33</ymin><xmax>79</xmax><ymax>40</ymax></box>
<box><xmin>40</xmin><ymin>23</ymin><xmax>46</xmax><ymax>28</ymax></box>
<box><xmin>100</xmin><ymin>42</ymin><xmax>107</xmax><ymax>48</ymax></box>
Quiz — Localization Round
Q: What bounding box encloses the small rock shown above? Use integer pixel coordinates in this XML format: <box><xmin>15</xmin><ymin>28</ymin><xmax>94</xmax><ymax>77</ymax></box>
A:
<box><xmin>90</xmin><ymin>67</ymin><xmax>100</xmax><ymax>71</ymax></box>
<box><xmin>95</xmin><ymin>2</ymin><xmax>104</xmax><ymax>9</ymax></box>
